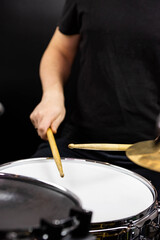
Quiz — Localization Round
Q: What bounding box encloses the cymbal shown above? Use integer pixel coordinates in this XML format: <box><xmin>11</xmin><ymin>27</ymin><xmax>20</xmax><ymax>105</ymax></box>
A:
<box><xmin>126</xmin><ymin>140</ymin><xmax>160</xmax><ymax>172</ymax></box>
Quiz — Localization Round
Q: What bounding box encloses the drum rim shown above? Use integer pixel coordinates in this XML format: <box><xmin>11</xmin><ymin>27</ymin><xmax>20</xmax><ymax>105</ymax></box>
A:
<box><xmin>0</xmin><ymin>157</ymin><xmax>157</xmax><ymax>227</ymax></box>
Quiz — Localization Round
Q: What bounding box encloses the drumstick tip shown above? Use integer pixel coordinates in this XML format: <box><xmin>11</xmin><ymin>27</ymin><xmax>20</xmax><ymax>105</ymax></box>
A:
<box><xmin>68</xmin><ymin>143</ymin><xmax>74</xmax><ymax>149</ymax></box>
<box><xmin>60</xmin><ymin>173</ymin><xmax>64</xmax><ymax>178</ymax></box>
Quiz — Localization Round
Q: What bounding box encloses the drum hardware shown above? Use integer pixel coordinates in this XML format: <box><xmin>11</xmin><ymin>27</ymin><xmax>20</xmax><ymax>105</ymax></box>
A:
<box><xmin>0</xmin><ymin>209</ymin><xmax>94</xmax><ymax>240</ymax></box>
<box><xmin>90</xmin><ymin>225</ymin><xmax>129</xmax><ymax>239</ymax></box>
<box><xmin>0</xmin><ymin>173</ymin><xmax>94</xmax><ymax>240</ymax></box>
<box><xmin>141</xmin><ymin>222</ymin><xmax>160</xmax><ymax>239</ymax></box>
<box><xmin>128</xmin><ymin>209</ymin><xmax>160</xmax><ymax>239</ymax></box>
<box><xmin>90</xmin><ymin>209</ymin><xmax>160</xmax><ymax>240</ymax></box>
<box><xmin>69</xmin><ymin>208</ymin><xmax>93</xmax><ymax>238</ymax></box>
<box><xmin>35</xmin><ymin>209</ymin><xmax>93</xmax><ymax>240</ymax></box>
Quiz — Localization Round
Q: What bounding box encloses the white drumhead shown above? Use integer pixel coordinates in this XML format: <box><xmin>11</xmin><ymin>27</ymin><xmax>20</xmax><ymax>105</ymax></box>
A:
<box><xmin>0</xmin><ymin>158</ymin><xmax>155</xmax><ymax>223</ymax></box>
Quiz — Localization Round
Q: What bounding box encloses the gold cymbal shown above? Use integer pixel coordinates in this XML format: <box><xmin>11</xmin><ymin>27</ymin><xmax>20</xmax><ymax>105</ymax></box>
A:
<box><xmin>126</xmin><ymin>140</ymin><xmax>160</xmax><ymax>172</ymax></box>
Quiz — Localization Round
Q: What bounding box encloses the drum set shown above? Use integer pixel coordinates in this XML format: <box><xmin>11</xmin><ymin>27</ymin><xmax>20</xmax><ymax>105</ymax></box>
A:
<box><xmin>0</xmin><ymin>157</ymin><xmax>160</xmax><ymax>240</ymax></box>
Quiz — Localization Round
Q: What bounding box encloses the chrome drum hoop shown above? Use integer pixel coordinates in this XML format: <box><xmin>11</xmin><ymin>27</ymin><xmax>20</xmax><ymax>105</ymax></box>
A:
<box><xmin>90</xmin><ymin>206</ymin><xmax>159</xmax><ymax>239</ymax></box>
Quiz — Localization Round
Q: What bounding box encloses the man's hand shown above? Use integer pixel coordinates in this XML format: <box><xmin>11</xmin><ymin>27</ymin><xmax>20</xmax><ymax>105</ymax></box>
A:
<box><xmin>30</xmin><ymin>90</ymin><xmax>66</xmax><ymax>140</ymax></box>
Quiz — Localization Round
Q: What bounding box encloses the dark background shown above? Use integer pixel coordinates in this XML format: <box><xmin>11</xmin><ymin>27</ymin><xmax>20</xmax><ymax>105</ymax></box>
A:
<box><xmin>1</xmin><ymin>0</ymin><xmax>68</xmax><ymax>164</ymax></box>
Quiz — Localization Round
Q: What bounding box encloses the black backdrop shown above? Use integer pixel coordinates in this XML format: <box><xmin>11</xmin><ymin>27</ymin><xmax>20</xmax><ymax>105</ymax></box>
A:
<box><xmin>0</xmin><ymin>0</ymin><xmax>69</xmax><ymax>164</ymax></box>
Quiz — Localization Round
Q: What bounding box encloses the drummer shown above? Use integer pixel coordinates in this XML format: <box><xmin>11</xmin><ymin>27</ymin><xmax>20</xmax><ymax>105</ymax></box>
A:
<box><xmin>30</xmin><ymin>0</ymin><xmax>160</xmax><ymax>198</ymax></box>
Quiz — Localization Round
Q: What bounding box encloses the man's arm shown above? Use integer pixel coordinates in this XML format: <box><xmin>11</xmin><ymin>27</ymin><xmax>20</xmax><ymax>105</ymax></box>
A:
<box><xmin>30</xmin><ymin>27</ymin><xmax>80</xmax><ymax>140</ymax></box>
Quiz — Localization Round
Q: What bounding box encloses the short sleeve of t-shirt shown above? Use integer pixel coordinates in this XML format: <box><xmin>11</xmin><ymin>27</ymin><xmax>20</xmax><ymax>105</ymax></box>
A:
<box><xmin>58</xmin><ymin>0</ymin><xmax>80</xmax><ymax>35</ymax></box>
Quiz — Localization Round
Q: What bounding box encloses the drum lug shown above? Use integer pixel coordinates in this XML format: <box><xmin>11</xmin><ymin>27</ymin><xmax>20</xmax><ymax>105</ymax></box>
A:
<box><xmin>129</xmin><ymin>211</ymin><xmax>160</xmax><ymax>240</ymax></box>
<box><xmin>132</xmin><ymin>209</ymin><xmax>158</xmax><ymax>229</ymax></box>
<box><xmin>142</xmin><ymin>223</ymin><xmax>160</xmax><ymax>239</ymax></box>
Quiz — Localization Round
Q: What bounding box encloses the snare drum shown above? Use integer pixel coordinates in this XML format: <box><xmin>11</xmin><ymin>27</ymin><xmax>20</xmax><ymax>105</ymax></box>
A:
<box><xmin>0</xmin><ymin>158</ymin><xmax>159</xmax><ymax>239</ymax></box>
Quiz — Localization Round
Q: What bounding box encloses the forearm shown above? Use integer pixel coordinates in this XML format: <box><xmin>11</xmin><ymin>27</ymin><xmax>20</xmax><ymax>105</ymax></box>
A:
<box><xmin>30</xmin><ymin>29</ymin><xmax>80</xmax><ymax>139</ymax></box>
<box><xmin>40</xmin><ymin>46</ymin><xmax>72</xmax><ymax>96</ymax></box>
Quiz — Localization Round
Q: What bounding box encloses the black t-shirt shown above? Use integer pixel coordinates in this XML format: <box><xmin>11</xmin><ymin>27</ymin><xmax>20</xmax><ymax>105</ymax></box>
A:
<box><xmin>58</xmin><ymin>0</ymin><xmax>160</xmax><ymax>144</ymax></box>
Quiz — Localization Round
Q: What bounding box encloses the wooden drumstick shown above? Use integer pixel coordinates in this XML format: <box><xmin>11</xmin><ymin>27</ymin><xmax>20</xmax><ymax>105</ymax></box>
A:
<box><xmin>47</xmin><ymin>127</ymin><xmax>64</xmax><ymax>178</ymax></box>
<box><xmin>68</xmin><ymin>143</ymin><xmax>132</xmax><ymax>151</ymax></box>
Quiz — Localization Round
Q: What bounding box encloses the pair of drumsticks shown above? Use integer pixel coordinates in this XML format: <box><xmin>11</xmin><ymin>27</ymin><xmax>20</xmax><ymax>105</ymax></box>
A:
<box><xmin>47</xmin><ymin>127</ymin><xmax>133</xmax><ymax>178</ymax></box>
